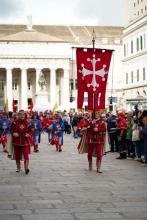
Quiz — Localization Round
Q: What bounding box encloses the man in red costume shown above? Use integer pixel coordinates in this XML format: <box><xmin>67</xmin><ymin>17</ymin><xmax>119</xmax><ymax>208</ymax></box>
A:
<box><xmin>87</xmin><ymin>112</ymin><xmax>106</xmax><ymax>173</ymax></box>
<box><xmin>78</xmin><ymin>112</ymin><xmax>106</xmax><ymax>173</ymax></box>
<box><xmin>11</xmin><ymin>110</ymin><xmax>32</xmax><ymax>174</ymax></box>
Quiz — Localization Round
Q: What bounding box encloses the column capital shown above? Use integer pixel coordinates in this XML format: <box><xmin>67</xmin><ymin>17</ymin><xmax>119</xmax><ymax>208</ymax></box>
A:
<box><xmin>36</xmin><ymin>68</ymin><xmax>42</xmax><ymax>72</ymax></box>
<box><xmin>6</xmin><ymin>68</ymin><xmax>13</xmax><ymax>72</ymax></box>
<box><xmin>21</xmin><ymin>68</ymin><xmax>27</xmax><ymax>72</ymax></box>
<box><xmin>50</xmin><ymin>66</ymin><xmax>57</xmax><ymax>71</ymax></box>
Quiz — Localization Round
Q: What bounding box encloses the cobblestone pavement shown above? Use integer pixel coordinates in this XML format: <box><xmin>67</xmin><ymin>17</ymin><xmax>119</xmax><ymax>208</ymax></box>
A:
<box><xmin>0</xmin><ymin>133</ymin><xmax>147</xmax><ymax>220</ymax></box>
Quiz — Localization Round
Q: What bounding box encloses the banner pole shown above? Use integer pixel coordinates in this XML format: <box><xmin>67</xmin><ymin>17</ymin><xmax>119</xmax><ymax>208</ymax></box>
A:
<box><xmin>92</xmin><ymin>29</ymin><xmax>96</xmax><ymax>119</ymax></box>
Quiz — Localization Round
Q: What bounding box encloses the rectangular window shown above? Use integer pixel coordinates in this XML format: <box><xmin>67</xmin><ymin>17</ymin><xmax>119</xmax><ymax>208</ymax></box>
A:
<box><xmin>131</xmin><ymin>71</ymin><xmax>134</xmax><ymax>83</ymax></box>
<box><xmin>126</xmin><ymin>73</ymin><xmax>128</xmax><ymax>84</ymax></box>
<box><xmin>137</xmin><ymin>69</ymin><xmax>139</xmax><ymax>82</ymax></box>
<box><xmin>131</xmin><ymin>41</ymin><xmax>133</xmax><ymax>54</ymax></box>
<box><xmin>143</xmin><ymin>67</ymin><xmax>146</xmax><ymax>80</ymax></box>
<box><xmin>140</xmin><ymin>36</ymin><xmax>143</xmax><ymax>50</ymax></box>
<box><xmin>124</xmin><ymin>44</ymin><xmax>126</xmax><ymax>57</ymax></box>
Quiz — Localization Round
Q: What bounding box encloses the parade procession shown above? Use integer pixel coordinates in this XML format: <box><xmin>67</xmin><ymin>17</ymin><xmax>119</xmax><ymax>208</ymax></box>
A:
<box><xmin>0</xmin><ymin>43</ymin><xmax>117</xmax><ymax>174</ymax></box>
<box><xmin>0</xmin><ymin>44</ymin><xmax>147</xmax><ymax>176</ymax></box>
<box><xmin>1</xmin><ymin>1</ymin><xmax>147</xmax><ymax>219</ymax></box>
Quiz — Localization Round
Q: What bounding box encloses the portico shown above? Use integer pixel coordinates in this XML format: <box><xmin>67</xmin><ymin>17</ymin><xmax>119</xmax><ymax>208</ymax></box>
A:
<box><xmin>0</xmin><ymin>64</ymin><xmax>70</xmax><ymax>111</ymax></box>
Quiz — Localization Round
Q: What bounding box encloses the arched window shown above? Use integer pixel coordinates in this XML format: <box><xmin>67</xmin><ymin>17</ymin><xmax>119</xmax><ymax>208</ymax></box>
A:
<box><xmin>140</xmin><ymin>36</ymin><xmax>143</xmax><ymax>50</ymax></box>
<box><xmin>131</xmin><ymin>41</ymin><xmax>133</xmax><ymax>54</ymax></box>
<box><xmin>143</xmin><ymin>67</ymin><xmax>146</xmax><ymax>81</ymax></box>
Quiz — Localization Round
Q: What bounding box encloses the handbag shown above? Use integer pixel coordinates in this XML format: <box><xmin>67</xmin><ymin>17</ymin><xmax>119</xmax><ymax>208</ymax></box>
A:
<box><xmin>132</xmin><ymin>126</ymin><xmax>140</xmax><ymax>141</ymax></box>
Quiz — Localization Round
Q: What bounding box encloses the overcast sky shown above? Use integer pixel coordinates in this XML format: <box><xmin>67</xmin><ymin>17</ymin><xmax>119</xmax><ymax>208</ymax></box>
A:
<box><xmin>0</xmin><ymin>0</ymin><xmax>123</xmax><ymax>26</ymax></box>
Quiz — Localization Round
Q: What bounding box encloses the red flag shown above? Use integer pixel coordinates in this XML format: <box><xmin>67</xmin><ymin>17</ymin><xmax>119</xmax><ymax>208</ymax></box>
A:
<box><xmin>76</xmin><ymin>48</ymin><xmax>113</xmax><ymax>111</ymax></box>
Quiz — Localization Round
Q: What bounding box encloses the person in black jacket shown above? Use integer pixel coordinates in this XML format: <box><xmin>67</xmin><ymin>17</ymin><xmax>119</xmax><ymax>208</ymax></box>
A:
<box><xmin>107</xmin><ymin>112</ymin><xmax>118</xmax><ymax>152</ymax></box>
<box><xmin>71</xmin><ymin>112</ymin><xmax>80</xmax><ymax>138</ymax></box>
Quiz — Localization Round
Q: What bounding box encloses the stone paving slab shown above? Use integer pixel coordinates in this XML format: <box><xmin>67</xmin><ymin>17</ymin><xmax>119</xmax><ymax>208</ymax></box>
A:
<box><xmin>0</xmin><ymin>133</ymin><xmax>147</xmax><ymax>220</ymax></box>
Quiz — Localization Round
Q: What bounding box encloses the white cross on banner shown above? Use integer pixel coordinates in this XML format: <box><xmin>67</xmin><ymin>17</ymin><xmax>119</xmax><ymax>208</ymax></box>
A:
<box><xmin>76</xmin><ymin>48</ymin><xmax>113</xmax><ymax>111</ymax></box>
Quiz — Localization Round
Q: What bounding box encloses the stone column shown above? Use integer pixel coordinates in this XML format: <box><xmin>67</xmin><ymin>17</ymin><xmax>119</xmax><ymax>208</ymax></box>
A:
<box><xmin>36</xmin><ymin>69</ymin><xmax>41</xmax><ymax>92</ymax></box>
<box><xmin>63</xmin><ymin>68</ymin><xmax>70</xmax><ymax>109</ymax></box>
<box><xmin>20</xmin><ymin>69</ymin><xmax>28</xmax><ymax>110</ymax></box>
<box><xmin>6</xmin><ymin>68</ymin><xmax>13</xmax><ymax>111</ymax></box>
<box><xmin>50</xmin><ymin>68</ymin><xmax>56</xmax><ymax>106</ymax></box>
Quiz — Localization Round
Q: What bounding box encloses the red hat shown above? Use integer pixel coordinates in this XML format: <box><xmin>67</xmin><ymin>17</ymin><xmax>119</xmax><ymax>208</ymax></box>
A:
<box><xmin>118</xmin><ymin>112</ymin><xmax>125</xmax><ymax>118</ymax></box>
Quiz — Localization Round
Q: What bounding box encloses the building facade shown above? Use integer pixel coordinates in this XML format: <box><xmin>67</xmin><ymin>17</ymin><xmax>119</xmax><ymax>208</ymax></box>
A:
<box><xmin>0</xmin><ymin>23</ymin><xmax>123</xmax><ymax>112</ymax></box>
<box><xmin>122</xmin><ymin>0</ymin><xmax>147</xmax><ymax>111</ymax></box>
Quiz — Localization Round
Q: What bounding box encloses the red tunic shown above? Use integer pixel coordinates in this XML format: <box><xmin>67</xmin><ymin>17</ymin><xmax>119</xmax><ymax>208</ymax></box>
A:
<box><xmin>11</xmin><ymin>119</ymin><xmax>32</xmax><ymax>146</ymax></box>
<box><xmin>87</xmin><ymin>119</ymin><xmax>106</xmax><ymax>144</ymax></box>
<box><xmin>87</xmin><ymin>119</ymin><xmax>106</xmax><ymax>162</ymax></box>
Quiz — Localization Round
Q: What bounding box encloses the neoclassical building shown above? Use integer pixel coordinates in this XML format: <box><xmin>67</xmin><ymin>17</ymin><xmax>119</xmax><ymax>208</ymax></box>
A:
<box><xmin>0</xmin><ymin>22</ymin><xmax>123</xmax><ymax>111</ymax></box>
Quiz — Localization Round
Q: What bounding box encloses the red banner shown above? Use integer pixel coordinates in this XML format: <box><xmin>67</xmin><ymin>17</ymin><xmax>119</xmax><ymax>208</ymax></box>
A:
<box><xmin>76</xmin><ymin>48</ymin><xmax>113</xmax><ymax>111</ymax></box>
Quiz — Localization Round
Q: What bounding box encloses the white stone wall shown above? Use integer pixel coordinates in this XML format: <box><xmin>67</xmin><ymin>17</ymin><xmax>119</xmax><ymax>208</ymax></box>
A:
<box><xmin>122</xmin><ymin>8</ymin><xmax>147</xmax><ymax>111</ymax></box>
<box><xmin>123</xmin><ymin>0</ymin><xmax>147</xmax><ymax>26</ymax></box>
